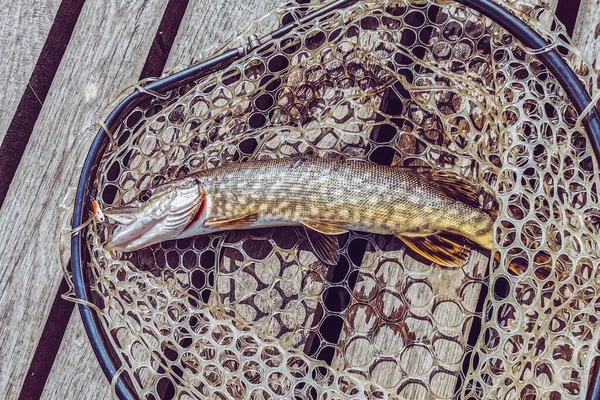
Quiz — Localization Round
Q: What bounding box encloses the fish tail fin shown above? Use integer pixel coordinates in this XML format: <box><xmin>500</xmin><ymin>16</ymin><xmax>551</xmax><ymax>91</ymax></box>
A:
<box><xmin>493</xmin><ymin>252</ymin><xmax>551</xmax><ymax>278</ymax></box>
<box><xmin>396</xmin><ymin>232</ymin><xmax>470</xmax><ymax>267</ymax></box>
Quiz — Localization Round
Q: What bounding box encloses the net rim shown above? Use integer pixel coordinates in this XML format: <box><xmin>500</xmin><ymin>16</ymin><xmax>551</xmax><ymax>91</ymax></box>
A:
<box><xmin>69</xmin><ymin>1</ymin><xmax>600</xmax><ymax>398</ymax></box>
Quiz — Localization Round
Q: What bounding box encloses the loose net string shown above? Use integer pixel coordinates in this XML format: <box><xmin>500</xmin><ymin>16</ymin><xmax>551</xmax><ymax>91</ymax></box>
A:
<box><xmin>65</xmin><ymin>0</ymin><xmax>600</xmax><ymax>398</ymax></box>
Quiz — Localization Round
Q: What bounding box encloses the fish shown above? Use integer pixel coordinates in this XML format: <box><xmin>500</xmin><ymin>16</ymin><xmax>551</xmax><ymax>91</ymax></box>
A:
<box><xmin>96</xmin><ymin>157</ymin><xmax>497</xmax><ymax>269</ymax></box>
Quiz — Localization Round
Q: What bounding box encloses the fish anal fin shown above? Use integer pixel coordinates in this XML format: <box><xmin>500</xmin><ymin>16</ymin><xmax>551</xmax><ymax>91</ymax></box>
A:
<box><xmin>397</xmin><ymin>232</ymin><xmax>469</xmax><ymax>268</ymax></box>
<box><xmin>300</xmin><ymin>219</ymin><xmax>348</xmax><ymax>235</ymax></box>
<box><xmin>304</xmin><ymin>227</ymin><xmax>341</xmax><ymax>265</ymax></box>
<box><xmin>205</xmin><ymin>212</ymin><xmax>259</xmax><ymax>229</ymax></box>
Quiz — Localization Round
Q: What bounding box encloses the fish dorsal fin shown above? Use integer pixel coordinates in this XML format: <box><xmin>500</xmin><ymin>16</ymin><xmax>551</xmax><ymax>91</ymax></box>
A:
<box><xmin>400</xmin><ymin>167</ymin><xmax>481</xmax><ymax>209</ymax></box>
<box><xmin>205</xmin><ymin>212</ymin><xmax>259</xmax><ymax>229</ymax></box>
<box><xmin>300</xmin><ymin>219</ymin><xmax>348</xmax><ymax>235</ymax></box>
<box><xmin>396</xmin><ymin>232</ymin><xmax>470</xmax><ymax>268</ymax></box>
<box><xmin>304</xmin><ymin>227</ymin><xmax>341</xmax><ymax>265</ymax></box>
<box><xmin>429</xmin><ymin>170</ymin><xmax>481</xmax><ymax>209</ymax></box>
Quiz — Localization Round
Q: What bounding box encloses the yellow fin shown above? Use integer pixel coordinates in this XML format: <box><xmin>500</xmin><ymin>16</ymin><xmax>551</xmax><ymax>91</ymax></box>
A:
<box><xmin>397</xmin><ymin>232</ymin><xmax>469</xmax><ymax>267</ymax></box>
<box><xmin>205</xmin><ymin>212</ymin><xmax>258</xmax><ymax>229</ymax></box>
<box><xmin>493</xmin><ymin>252</ymin><xmax>551</xmax><ymax>279</ymax></box>
<box><xmin>300</xmin><ymin>219</ymin><xmax>348</xmax><ymax>235</ymax></box>
<box><xmin>304</xmin><ymin>227</ymin><xmax>340</xmax><ymax>265</ymax></box>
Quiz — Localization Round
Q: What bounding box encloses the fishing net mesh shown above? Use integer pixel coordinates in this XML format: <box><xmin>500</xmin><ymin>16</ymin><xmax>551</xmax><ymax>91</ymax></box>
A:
<box><xmin>64</xmin><ymin>0</ymin><xmax>600</xmax><ymax>398</ymax></box>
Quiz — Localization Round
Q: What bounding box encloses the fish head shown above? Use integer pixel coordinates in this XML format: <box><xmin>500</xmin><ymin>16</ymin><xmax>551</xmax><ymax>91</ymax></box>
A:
<box><xmin>100</xmin><ymin>177</ymin><xmax>209</xmax><ymax>251</ymax></box>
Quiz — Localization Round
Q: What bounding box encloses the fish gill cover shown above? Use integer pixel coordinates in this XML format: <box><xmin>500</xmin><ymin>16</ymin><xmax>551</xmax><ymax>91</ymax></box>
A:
<box><xmin>61</xmin><ymin>0</ymin><xmax>600</xmax><ymax>398</ymax></box>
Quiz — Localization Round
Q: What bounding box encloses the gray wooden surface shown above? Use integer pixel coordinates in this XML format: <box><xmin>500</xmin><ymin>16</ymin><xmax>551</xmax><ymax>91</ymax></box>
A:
<box><xmin>572</xmin><ymin>0</ymin><xmax>600</xmax><ymax>67</ymax></box>
<box><xmin>0</xmin><ymin>1</ymin><xmax>168</xmax><ymax>397</ymax></box>
<box><xmin>40</xmin><ymin>313</ymin><xmax>112</xmax><ymax>400</ymax></box>
<box><xmin>166</xmin><ymin>0</ymin><xmax>280</xmax><ymax>73</ymax></box>
<box><xmin>0</xmin><ymin>0</ymin><xmax>598</xmax><ymax>399</ymax></box>
<box><xmin>0</xmin><ymin>0</ymin><xmax>60</xmax><ymax>146</ymax></box>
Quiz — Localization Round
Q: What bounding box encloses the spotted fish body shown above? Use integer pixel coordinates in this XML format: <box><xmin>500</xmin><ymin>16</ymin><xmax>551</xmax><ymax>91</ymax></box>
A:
<box><xmin>102</xmin><ymin>157</ymin><xmax>495</xmax><ymax>267</ymax></box>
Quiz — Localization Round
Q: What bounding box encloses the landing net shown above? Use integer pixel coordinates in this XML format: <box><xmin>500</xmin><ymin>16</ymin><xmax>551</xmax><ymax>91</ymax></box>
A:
<box><xmin>65</xmin><ymin>0</ymin><xmax>600</xmax><ymax>398</ymax></box>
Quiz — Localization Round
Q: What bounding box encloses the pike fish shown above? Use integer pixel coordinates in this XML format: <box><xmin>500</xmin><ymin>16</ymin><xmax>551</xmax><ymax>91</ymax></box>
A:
<box><xmin>96</xmin><ymin>157</ymin><xmax>496</xmax><ymax>268</ymax></box>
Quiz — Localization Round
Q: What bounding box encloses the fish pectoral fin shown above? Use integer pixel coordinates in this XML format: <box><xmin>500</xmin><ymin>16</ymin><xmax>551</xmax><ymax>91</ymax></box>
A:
<box><xmin>300</xmin><ymin>219</ymin><xmax>348</xmax><ymax>235</ymax></box>
<box><xmin>304</xmin><ymin>227</ymin><xmax>341</xmax><ymax>265</ymax></box>
<box><xmin>205</xmin><ymin>212</ymin><xmax>259</xmax><ymax>229</ymax></box>
<box><xmin>396</xmin><ymin>232</ymin><xmax>470</xmax><ymax>268</ymax></box>
<box><xmin>300</xmin><ymin>220</ymin><xmax>346</xmax><ymax>265</ymax></box>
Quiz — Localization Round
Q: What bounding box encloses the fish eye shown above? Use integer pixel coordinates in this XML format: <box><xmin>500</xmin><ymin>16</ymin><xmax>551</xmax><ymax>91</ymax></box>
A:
<box><xmin>138</xmin><ymin>189</ymin><xmax>153</xmax><ymax>202</ymax></box>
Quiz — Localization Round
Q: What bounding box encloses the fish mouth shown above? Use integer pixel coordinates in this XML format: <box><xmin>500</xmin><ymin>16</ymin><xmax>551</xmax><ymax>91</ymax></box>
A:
<box><xmin>105</xmin><ymin>220</ymin><xmax>160</xmax><ymax>252</ymax></box>
<box><xmin>103</xmin><ymin>181</ymin><xmax>203</xmax><ymax>252</ymax></box>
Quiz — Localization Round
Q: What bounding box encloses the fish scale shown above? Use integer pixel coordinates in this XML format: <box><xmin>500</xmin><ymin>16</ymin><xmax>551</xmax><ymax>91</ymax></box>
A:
<box><xmin>194</xmin><ymin>158</ymin><xmax>493</xmax><ymax>248</ymax></box>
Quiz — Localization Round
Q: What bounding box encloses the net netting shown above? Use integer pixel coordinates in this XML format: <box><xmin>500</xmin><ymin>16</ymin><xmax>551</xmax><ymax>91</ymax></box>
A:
<box><xmin>64</xmin><ymin>0</ymin><xmax>600</xmax><ymax>398</ymax></box>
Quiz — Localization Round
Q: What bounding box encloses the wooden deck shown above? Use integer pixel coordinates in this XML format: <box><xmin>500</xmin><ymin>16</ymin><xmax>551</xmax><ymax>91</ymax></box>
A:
<box><xmin>0</xmin><ymin>0</ymin><xmax>598</xmax><ymax>399</ymax></box>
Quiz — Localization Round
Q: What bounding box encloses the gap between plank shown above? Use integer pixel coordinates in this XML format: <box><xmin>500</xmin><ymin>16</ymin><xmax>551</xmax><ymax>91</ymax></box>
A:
<box><xmin>18</xmin><ymin>277</ymin><xmax>74</xmax><ymax>400</ymax></box>
<box><xmin>0</xmin><ymin>0</ymin><xmax>85</xmax><ymax>209</ymax></box>
<box><xmin>555</xmin><ymin>0</ymin><xmax>582</xmax><ymax>36</ymax></box>
<box><xmin>140</xmin><ymin>0</ymin><xmax>190</xmax><ymax>79</ymax></box>
<box><xmin>18</xmin><ymin>1</ymin><xmax>190</xmax><ymax>398</ymax></box>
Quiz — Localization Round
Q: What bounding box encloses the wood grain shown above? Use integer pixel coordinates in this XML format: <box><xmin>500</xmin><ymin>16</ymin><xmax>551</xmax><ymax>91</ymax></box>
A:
<box><xmin>0</xmin><ymin>1</ymin><xmax>168</xmax><ymax>398</ymax></box>
<box><xmin>332</xmin><ymin>237</ymin><xmax>489</xmax><ymax>398</ymax></box>
<box><xmin>43</xmin><ymin>0</ymin><xmax>281</xmax><ymax>398</ymax></box>
<box><xmin>0</xmin><ymin>0</ymin><xmax>60</xmax><ymax>146</ymax></box>
<box><xmin>571</xmin><ymin>0</ymin><xmax>600</xmax><ymax>67</ymax></box>
<box><xmin>164</xmin><ymin>0</ymin><xmax>280</xmax><ymax>73</ymax></box>
<box><xmin>40</xmin><ymin>313</ymin><xmax>112</xmax><ymax>400</ymax></box>
<box><xmin>542</xmin><ymin>0</ymin><xmax>560</xmax><ymax>27</ymax></box>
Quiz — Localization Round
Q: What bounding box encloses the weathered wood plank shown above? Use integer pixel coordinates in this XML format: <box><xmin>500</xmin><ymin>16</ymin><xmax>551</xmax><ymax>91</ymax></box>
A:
<box><xmin>209</xmin><ymin>10</ymin><xmax>391</xmax><ymax>358</ymax></box>
<box><xmin>44</xmin><ymin>0</ymin><xmax>281</xmax><ymax>397</ymax></box>
<box><xmin>0</xmin><ymin>0</ymin><xmax>60</xmax><ymax>146</ymax></box>
<box><xmin>571</xmin><ymin>0</ymin><xmax>600</xmax><ymax>66</ymax></box>
<box><xmin>541</xmin><ymin>0</ymin><xmax>560</xmax><ymax>27</ymax></box>
<box><xmin>164</xmin><ymin>0</ymin><xmax>279</xmax><ymax>72</ymax></box>
<box><xmin>0</xmin><ymin>1</ymin><xmax>168</xmax><ymax>398</ymax></box>
<box><xmin>40</xmin><ymin>314</ymin><xmax>112</xmax><ymax>400</ymax></box>
<box><xmin>332</xmin><ymin>237</ymin><xmax>489</xmax><ymax>398</ymax></box>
